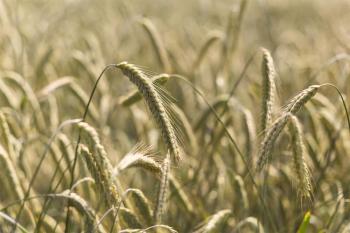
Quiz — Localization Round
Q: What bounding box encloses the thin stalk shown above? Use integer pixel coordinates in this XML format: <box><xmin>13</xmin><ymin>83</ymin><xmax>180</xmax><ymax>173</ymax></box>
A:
<box><xmin>170</xmin><ymin>74</ymin><xmax>278</xmax><ymax>233</ymax></box>
<box><xmin>64</xmin><ymin>64</ymin><xmax>117</xmax><ymax>233</ymax></box>
<box><xmin>13</xmin><ymin>119</ymin><xmax>81</xmax><ymax>233</ymax></box>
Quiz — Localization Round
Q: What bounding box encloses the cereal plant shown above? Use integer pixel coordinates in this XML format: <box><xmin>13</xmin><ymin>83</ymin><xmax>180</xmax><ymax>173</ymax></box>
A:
<box><xmin>0</xmin><ymin>0</ymin><xmax>350</xmax><ymax>232</ymax></box>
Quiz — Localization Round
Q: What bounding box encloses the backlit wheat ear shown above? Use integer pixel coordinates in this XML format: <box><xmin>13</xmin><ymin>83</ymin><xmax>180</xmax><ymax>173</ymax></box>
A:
<box><xmin>116</xmin><ymin>62</ymin><xmax>182</xmax><ymax>164</ymax></box>
<box><xmin>0</xmin><ymin>144</ymin><xmax>24</xmax><ymax>201</ymax></box>
<box><xmin>256</xmin><ymin>113</ymin><xmax>291</xmax><ymax>172</ymax></box>
<box><xmin>0</xmin><ymin>145</ymin><xmax>35</xmax><ymax>225</ymax></box>
<box><xmin>37</xmin><ymin>76</ymin><xmax>73</xmax><ymax>101</ymax></box>
<box><xmin>57</xmin><ymin>133</ymin><xmax>74</xmax><ymax>175</ymax></box>
<box><xmin>71</xmin><ymin>50</ymin><xmax>108</xmax><ymax>92</ymax></box>
<box><xmin>118</xmin><ymin>74</ymin><xmax>170</xmax><ymax>107</ymax></box>
<box><xmin>233</xmin><ymin>217</ymin><xmax>264</xmax><ymax>233</ymax></box>
<box><xmin>113</xmin><ymin>143</ymin><xmax>161</xmax><ymax>177</ymax></box>
<box><xmin>241</xmin><ymin>108</ymin><xmax>257</xmax><ymax>161</ymax></box>
<box><xmin>0</xmin><ymin>78</ymin><xmax>18</xmax><ymax>108</ymax></box>
<box><xmin>78</xmin><ymin>146</ymin><xmax>119</xmax><ymax>210</ymax></box>
<box><xmin>40</xmin><ymin>215</ymin><xmax>63</xmax><ymax>233</ymax></box>
<box><xmin>139</xmin><ymin>18</ymin><xmax>172</xmax><ymax>73</ymax></box>
<box><xmin>77</xmin><ymin>122</ymin><xmax>120</xmax><ymax>205</ymax></box>
<box><xmin>79</xmin><ymin>145</ymin><xmax>103</xmax><ymax>190</ymax></box>
<box><xmin>52</xmin><ymin>190</ymin><xmax>105</xmax><ymax>233</ymax></box>
<box><xmin>128</xmin><ymin>188</ymin><xmax>153</xmax><ymax>226</ymax></box>
<box><xmin>289</xmin><ymin>115</ymin><xmax>313</xmax><ymax>200</ymax></box>
<box><xmin>0</xmin><ymin>111</ymin><xmax>15</xmax><ymax>160</ymax></box>
<box><xmin>196</xmin><ymin>209</ymin><xmax>232</xmax><ymax>233</ymax></box>
<box><xmin>119</xmin><ymin>207</ymin><xmax>143</xmax><ymax>229</ymax></box>
<box><xmin>192</xmin><ymin>30</ymin><xmax>224</xmax><ymax>71</ymax></box>
<box><xmin>154</xmin><ymin>152</ymin><xmax>171</xmax><ymax>224</ymax></box>
<box><xmin>1</xmin><ymin>71</ymin><xmax>46</xmax><ymax>130</ymax></box>
<box><xmin>169</xmin><ymin>175</ymin><xmax>194</xmax><ymax>214</ymax></box>
<box><xmin>260</xmin><ymin>48</ymin><xmax>276</xmax><ymax>134</ymax></box>
<box><xmin>233</xmin><ymin>175</ymin><xmax>249</xmax><ymax>210</ymax></box>
<box><xmin>47</xmin><ymin>96</ymin><xmax>59</xmax><ymax>131</ymax></box>
<box><xmin>218</xmin><ymin>0</ymin><xmax>247</xmax><ymax>78</ymax></box>
<box><xmin>284</xmin><ymin>85</ymin><xmax>320</xmax><ymax>114</ymax></box>
<box><xmin>120</xmin><ymin>225</ymin><xmax>177</xmax><ymax>233</ymax></box>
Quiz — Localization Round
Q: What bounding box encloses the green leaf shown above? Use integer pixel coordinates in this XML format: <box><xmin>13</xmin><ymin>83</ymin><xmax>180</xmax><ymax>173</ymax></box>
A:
<box><xmin>297</xmin><ymin>211</ymin><xmax>311</xmax><ymax>233</ymax></box>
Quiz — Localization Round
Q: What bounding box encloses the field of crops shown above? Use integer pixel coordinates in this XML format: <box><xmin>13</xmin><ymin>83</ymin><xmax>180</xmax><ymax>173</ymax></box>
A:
<box><xmin>1</xmin><ymin>0</ymin><xmax>350</xmax><ymax>232</ymax></box>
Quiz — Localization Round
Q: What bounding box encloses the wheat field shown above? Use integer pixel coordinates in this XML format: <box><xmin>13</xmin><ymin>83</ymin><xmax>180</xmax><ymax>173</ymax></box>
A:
<box><xmin>1</xmin><ymin>0</ymin><xmax>350</xmax><ymax>232</ymax></box>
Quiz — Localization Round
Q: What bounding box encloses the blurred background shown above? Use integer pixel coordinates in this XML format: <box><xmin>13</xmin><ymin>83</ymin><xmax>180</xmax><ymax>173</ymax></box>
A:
<box><xmin>1</xmin><ymin>0</ymin><xmax>350</xmax><ymax>232</ymax></box>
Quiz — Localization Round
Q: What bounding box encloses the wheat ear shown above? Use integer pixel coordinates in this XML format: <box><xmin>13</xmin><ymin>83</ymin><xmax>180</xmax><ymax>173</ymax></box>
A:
<box><xmin>284</xmin><ymin>85</ymin><xmax>320</xmax><ymax>114</ymax></box>
<box><xmin>116</xmin><ymin>62</ymin><xmax>181</xmax><ymax>164</ymax></box>
<box><xmin>77</xmin><ymin>122</ymin><xmax>119</xmax><ymax>206</ymax></box>
<box><xmin>260</xmin><ymin>48</ymin><xmax>276</xmax><ymax>134</ymax></box>
<box><xmin>289</xmin><ymin>115</ymin><xmax>313</xmax><ymax>200</ymax></box>
<box><xmin>1</xmin><ymin>71</ymin><xmax>46</xmax><ymax>131</ymax></box>
<box><xmin>140</xmin><ymin>18</ymin><xmax>172</xmax><ymax>73</ymax></box>
<box><xmin>169</xmin><ymin>175</ymin><xmax>194</xmax><ymax>214</ymax></box>
<box><xmin>198</xmin><ymin>209</ymin><xmax>232</xmax><ymax>233</ymax></box>
<box><xmin>192</xmin><ymin>30</ymin><xmax>224</xmax><ymax>71</ymax></box>
<box><xmin>0</xmin><ymin>112</ymin><xmax>15</xmax><ymax>161</ymax></box>
<box><xmin>113</xmin><ymin>143</ymin><xmax>161</xmax><ymax>177</ymax></box>
<box><xmin>0</xmin><ymin>145</ymin><xmax>35</xmax><ymax>225</ymax></box>
<box><xmin>118</xmin><ymin>207</ymin><xmax>143</xmax><ymax>229</ymax></box>
<box><xmin>118</xmin><ymin>74</ymin><xmax>170</xmax><ymax>107</ymax></box>
<box><xmin>52</xmin><ymin>190</ymin><xmax>105</xmax><ymax>233</ymax></box>
<box><xmin>154</xmin><ymin>152</ymin><xmax>171</xmax><ymax>224</ymax></box>
<box><xmin>256</xmin><ymin>113</ymin><xmax>291</xmax><ymax>172</ymax></box>
<box><xmin>128</xmin><ymin>188</ymin><xmax>153</xmax><ymax>226</ymax></box>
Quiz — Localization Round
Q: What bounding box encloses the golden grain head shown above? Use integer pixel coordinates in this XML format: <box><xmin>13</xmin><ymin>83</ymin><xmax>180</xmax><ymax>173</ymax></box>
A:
<box><xmin>0</xmin><ymin>1</ymin><xmax>349</xmax><ymax>232</ymax></box>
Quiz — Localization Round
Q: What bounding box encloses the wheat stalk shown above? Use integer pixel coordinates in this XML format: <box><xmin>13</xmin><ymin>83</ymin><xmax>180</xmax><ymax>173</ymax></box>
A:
<box><xmin>68</xmin><ymin>82</ymin><xmax>100</xmax><ymax>122</ymax></box>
